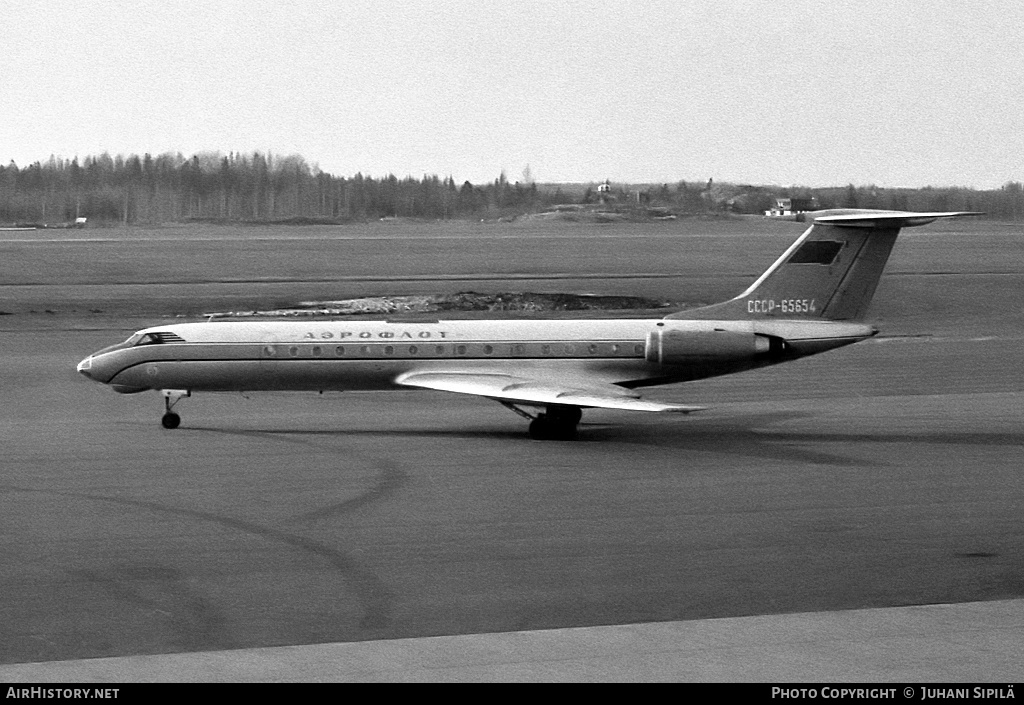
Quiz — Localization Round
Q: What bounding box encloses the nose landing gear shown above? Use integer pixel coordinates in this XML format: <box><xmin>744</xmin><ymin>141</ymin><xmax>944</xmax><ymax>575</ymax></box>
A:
<box><xmin>160</xmin><ymin>389</ymin><xmax>190</xmax><ymax>429</ymax></box>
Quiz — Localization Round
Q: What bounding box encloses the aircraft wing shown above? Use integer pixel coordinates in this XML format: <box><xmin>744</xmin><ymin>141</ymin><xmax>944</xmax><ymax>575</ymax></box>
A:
<box><xmin>395</xmin><ymin>372</ymin><xmax>704</xmax><ymax>413</ymax></box>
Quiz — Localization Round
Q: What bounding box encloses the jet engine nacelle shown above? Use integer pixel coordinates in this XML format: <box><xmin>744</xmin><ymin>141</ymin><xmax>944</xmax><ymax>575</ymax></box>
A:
<box><xmin>645</xmin><ymin>329</ymin><xmax>771</xmax><ymax>365</ymax></box>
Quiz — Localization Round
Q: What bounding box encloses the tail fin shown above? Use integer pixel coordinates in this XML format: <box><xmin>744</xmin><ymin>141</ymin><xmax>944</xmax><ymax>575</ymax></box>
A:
<box><xmin>672</xmin><ymin>209</ymin><xmax>981</xmax><ymax>321</ymax></box>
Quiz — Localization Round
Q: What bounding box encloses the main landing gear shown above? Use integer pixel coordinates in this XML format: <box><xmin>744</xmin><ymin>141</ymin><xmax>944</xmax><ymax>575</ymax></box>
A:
<box><xmin>160</xmin><ymin>389</ymin><xmax>190</xmax><ymax>429</ymax></box>
<box><xmin>501</xmin><ymin>402</ymin><xmax>582</xmax><ymax>441</ymax></box>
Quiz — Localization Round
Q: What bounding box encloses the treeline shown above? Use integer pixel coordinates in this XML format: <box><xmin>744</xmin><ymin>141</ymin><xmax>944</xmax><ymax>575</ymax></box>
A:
<box><xmin>0</xmin><ymin>151</ymin><xmax>549</xmax><ymax>224</ymax></box>
<box><xmin>2</xmin><ymin>151</ymin><xmax>1023</xmax><ymax>224</ymax></box>
<box><xmin>605</xmin><ymin>179</ymin><xmax>1024</xmax><ymax>220</ymax></box>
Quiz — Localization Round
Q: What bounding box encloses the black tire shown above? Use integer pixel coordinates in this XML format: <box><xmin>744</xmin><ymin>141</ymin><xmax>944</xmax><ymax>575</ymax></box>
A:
<box><xmin>529</xmin><ymin>415</ymin><xmax>577</xmax><ymax>441</ymax></box>
<box><xmin>161</xmin><ymin>412</ymin><xmax>181</xmax><ymax>429</ymax></box>
<box><xmin>553</xmin><ymin>422</ymin><xmax>578</xmax><ymax>441</ymax></box>
<box><xmin>529</xmin><ymin>416</ymin><xmax>551</xmax><ymax>440</ymax></box>
<box><xmin>548</xmin><ymin>405</ymin><xmax>582</xmax><ymax>426</ymax></box>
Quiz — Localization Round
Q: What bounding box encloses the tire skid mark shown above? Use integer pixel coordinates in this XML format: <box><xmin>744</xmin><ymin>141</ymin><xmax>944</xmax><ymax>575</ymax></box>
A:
<box><xmin>67</xmin><ymin>564</ymin><xmax>233</xmax><ymax>653</ymax></box>
<box><xmin>184</xmin><ymin>426</ymin><xmax>407</xmax><ymax>528</ymax></box>
<box><xmin>288</xmin><ymin>459</ymin><xmax>404</xmax><ymax>527</ymax></box>
<box><xmin>0</xmin><ymin>483</ymin><xmax>392</xmax><ymax>632</ymax></box>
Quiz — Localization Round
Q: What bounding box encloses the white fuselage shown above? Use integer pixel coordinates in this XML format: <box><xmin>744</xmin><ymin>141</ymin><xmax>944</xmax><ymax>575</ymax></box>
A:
<box><xmin>77</xmin><ymin>316</ymin><xmax>875</xmax><ymax>395</ymax></box>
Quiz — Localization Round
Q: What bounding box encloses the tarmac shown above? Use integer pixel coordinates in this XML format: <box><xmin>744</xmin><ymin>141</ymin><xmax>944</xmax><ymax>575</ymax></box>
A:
<box><xmin>2</xmin><ymin>220</ymin><xmax>1022</xmax><ymax>681</ymax></box>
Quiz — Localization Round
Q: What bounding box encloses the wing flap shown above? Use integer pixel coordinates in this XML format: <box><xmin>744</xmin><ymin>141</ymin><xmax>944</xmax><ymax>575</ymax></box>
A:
<box><xmin>396</xmin><ymin>372</ymin><xmax>703</xmax><ymax>414</ymax></box>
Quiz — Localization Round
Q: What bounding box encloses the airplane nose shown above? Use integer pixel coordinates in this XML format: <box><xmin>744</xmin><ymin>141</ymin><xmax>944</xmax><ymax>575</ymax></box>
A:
<box><xmin>77</xmin><ymin>356</ymin><xmax>93</xmax><ymax>378</ymax></box>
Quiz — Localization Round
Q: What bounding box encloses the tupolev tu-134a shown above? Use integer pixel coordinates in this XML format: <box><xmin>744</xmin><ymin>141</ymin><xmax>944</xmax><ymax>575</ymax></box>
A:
<box><xmin>78</xmin><ymin>209</ymin><xmax>979</xmax><ymax>440</ymax></box>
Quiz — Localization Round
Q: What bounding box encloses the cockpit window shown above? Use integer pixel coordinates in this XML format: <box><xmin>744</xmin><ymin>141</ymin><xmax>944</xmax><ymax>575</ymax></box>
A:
<box><xmin>131</xmin><ymin>331</ymin><xmax>186</xmax><ymax>346</ymax></box>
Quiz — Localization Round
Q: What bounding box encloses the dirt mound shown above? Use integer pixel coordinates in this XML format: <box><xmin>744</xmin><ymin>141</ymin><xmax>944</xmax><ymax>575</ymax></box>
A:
<box><xmin>205</xmin><ymin>291</ymin><xmax>671</xmax><ymax>318</ymax></box>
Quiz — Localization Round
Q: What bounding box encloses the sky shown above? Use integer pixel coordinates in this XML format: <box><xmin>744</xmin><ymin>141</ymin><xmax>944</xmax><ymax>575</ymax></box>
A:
<box><xmin>2</xmin><ymin>0</ymin><xmax>1022</xmax><ymax>188</ymax></box>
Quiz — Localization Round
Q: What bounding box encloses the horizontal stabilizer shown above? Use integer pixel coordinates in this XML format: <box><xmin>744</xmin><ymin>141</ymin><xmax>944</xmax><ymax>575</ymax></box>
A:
<box><xmin>812</xmin><ymin>210</ymin><xmax>984</xmax><ymax>228</ymax></box>
<box><xmin>396</xmin><ymin>372</ymin><xmax>704</xmax><ymax>413</ymax></box>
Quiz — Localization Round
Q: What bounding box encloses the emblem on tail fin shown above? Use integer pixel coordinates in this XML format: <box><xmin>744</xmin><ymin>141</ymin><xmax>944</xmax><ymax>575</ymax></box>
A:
<box><xmin>672</xmin><ymin>209</ymin><xmax>982</xmax><ymax>322</ymax></box>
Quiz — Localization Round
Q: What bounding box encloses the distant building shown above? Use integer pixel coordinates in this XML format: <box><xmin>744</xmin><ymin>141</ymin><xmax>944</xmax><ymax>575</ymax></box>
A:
<box><xmin>765</xmin><ymin>197</ymin><xmax>816</xmax><ymax>216</ymax></box>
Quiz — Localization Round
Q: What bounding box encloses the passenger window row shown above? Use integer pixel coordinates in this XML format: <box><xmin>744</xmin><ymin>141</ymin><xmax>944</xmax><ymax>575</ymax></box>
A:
<box><xmin>260</xmin><ymin>342</ymin><xmax>645</xmax><ymax>358</ymax></box>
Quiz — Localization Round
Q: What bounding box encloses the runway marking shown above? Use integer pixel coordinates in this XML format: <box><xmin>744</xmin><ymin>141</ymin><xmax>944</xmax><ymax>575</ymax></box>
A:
<box><xmin>1</xmin><ymin>599</ymin><xmax>1021</xmax><ymax>682</ymax></box>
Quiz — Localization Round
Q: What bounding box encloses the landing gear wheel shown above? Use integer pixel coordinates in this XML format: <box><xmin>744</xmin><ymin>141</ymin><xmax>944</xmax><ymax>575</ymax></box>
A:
<box><xmin>528</xmin><ymin>414</ymin><xmax>578</xmax><ymax>441</ymax></box>
<box><xmin>159</xmin><ymin>389</ymin><xmax>190</xmax><ymax>429</ymax></box>
<box><xmin>528</xmin><ymin>416</ymin><xmax>549</xmax><ymax>440</ymax></box>
<box><xmin>547</xmin><ymin>405</ymin><xmax>582</xmax><ymax>426</ymax></box>
<box><xmin>498</xmin><ymin>402</ymin><xmax>581</xmax><ymax>440</ymax></box>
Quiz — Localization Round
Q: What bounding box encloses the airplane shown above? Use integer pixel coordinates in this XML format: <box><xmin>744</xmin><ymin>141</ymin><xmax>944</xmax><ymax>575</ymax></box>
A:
<box><xmin>77</xmin><ymin>209</ymin><xmax>980</xmax><ymax>440</ymax></box>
